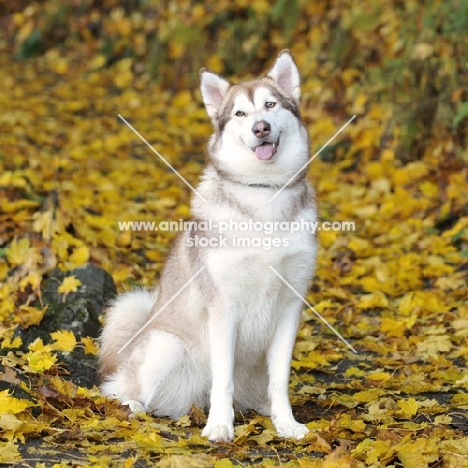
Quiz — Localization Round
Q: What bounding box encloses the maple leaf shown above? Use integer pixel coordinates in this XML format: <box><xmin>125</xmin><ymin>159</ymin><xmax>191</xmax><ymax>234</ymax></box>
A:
<box><xmin>395</xmin><ymin>398</ymin><xmax>419</xmax><ymax>419</ymax></box>
<box><xmin>394</xmin><ymin>438</ymin><xmax>439</xmax><ymax>468</ymax></box>
<box><xmin>5</xmin><ymin>237</ymin><xmax>30</xmax><ymax>266</ymax></box>
<box><xmin>0</xmin><ymin>441</ymin><xmax>21</xmax><ymax>463</ymax></box>
<box><xmin>0</xmin><ymin>390</ymin><xmax>35</xmax><ymax>414</ymax></box>
<box><xmin>81</xmin><ymin>336</ymin><xmax>99</xmax><ymax>355</ymax></box>
<box><xmin>57</xmin><ymin>276</ymin><xmax>82</xmax><ymax>302</ymax></box>
<box><xmin>417</xmin><ymin>335</ymin><xmax>453</xmax><ymax>357</ymax></box>
<box><xmin>50</xmin><ymin>330</ymin><xmax>77</xmax><ymax>352</ymax></box>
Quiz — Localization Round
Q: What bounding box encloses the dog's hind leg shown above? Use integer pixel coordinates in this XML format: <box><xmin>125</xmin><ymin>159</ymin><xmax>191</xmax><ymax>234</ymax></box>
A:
<box><xmin>103</xmin><ymin>329</ymin><xmax>206</xmax><ymax>419</ymax></box>
<box><xmin>234</xmin><ymin>362</ymin><xmax>271</xmax><ymax>416</ymax></box>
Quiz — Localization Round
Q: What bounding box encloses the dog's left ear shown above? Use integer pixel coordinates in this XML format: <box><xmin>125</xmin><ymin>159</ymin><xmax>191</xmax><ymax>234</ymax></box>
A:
<box><xmin>267</xmin><ymin>50</ymin><xmax>301</xmax><ymax>101</ymax></box>
<box><xmin>200</xmin><ymin>69</ymin><xmax>231</xmax><ymax>122</ymax></box>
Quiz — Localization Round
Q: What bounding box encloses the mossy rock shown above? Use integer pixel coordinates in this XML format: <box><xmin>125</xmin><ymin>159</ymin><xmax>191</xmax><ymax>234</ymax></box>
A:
<box><xmin>14</xmin><ymin>264</ymin><xmax>117</xmax><ymax>387</ymax></box>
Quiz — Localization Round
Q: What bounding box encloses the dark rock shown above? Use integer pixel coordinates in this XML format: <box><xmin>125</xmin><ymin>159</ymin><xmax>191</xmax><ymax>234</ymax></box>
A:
<box><xmin>57</xmin><ymin>350</ymin><xmax>99</xmax><ymax>388</ymax></box>
<box><xmin>41</xmin><ymin>263</ymin><xmax>117</xmax><ymax>309</ymax></box>
<box><xmin>16</xmin><ymin>264</ymin><xmax>116</xmax><ymax>348</ymax></box>
<box><xmin>14</xmin><ymin>263</ymin><xmax>117</xmax><ymax>388</ymax></box>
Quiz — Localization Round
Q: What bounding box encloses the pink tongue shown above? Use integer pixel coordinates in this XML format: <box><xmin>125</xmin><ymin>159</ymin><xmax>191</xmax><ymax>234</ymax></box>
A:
<box><xmin>255</xmin><ymin>143</ymin><xmax>275</xmax><ymax>160</ymax></box>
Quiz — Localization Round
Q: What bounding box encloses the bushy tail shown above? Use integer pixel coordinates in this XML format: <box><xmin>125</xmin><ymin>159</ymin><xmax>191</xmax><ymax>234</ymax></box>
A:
<box><xmin>99</xmin><ymin>287</ymin><xmax>159</xmax><ymax>379</ymax></box>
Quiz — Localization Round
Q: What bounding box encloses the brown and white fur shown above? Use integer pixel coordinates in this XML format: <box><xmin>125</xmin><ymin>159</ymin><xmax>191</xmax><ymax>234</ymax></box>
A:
<box><xmin>100</xmin><ymin>50</ymin><xmax>318</xmax><ymax>442</ymax></box>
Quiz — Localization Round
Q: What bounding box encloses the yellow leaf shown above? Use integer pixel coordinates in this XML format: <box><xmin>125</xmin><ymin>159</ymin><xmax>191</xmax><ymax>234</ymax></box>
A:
<box><xmin>32</xmin><ymin>209</ymin><xmax>55</xmax><ymax>241</ymax></box>
<box><xmin>82</xmin><ymin>337</ymin><xmax>99</xmax><ymax>355</ymax></box>
<box><xmin>28</xmin><ymin>338</ymin><xmax>50</xmax><ymax>352</ymax></box>
<box><xmin>412</xmin><ymin>43</ymin><xmax>434</xmax><ymax>59</ymax></box>
<box><xmin>358</xmin><ymin>291</ymin><xmax>388</xmax><ymax>308</ymax></box>
<box><xmin>175</xmin><ymin>415</ymin><xmax>191</xmax><ymax>427</ymax></box>
<box><xmin>365</xmin><ymin>162</ymin><xmax>384</xmax><ymax>179</ymax></box>
<box><xmin>173</xmin><ymin>91</ymin><xmax>191</xmax><ymax>108</ymax></box>
<box><xmin>310</xmin><ymin>117</ymin><xmax>336</xmax><ymax>142</ymax></box>
<box><xmin>69</xmin><ymin>246</ymin><xmax>90</xmax><ymax>267</ymax></box>
<box><xmin>16</xmin><ymin>305</ymin><xmax>47</xmax><ymax>328</ymax></box>
<box><xmin>353</xmin><ymin>439</ymin><xmax>393</xmax><ymax>465</ymax></box>
<box><xmin>0</xmin><ymin>261</ymin><xmax>7</xmax><ymax>281</ymax></box>
<box><xmin>442</xmin><ymin>217</ymin><xmax>468</xmax><ymax>239</ymax></box>
<box><xmin>395</xmin><ymin>398</ymin><xmax>419</xmax><ymax>419</ymax></box>
<box><xmin>50</xmin><ymin>330</ymin><xmax>77</xmax><ymax>352</ymax></box>
<box><xmin>320</xmin><ymin>445</ymin><xmax>354</xmax><ymax>468</ymax></box>
<box><xmin>5</xmin><ymin>237</ymin><xmax>30</xmax><ymax>266</ymax></box>
<box><xmin>0</xmin><ymin>390</ymin><xmax>34</xmax><ymax>414</ymax></box>
<box><xmin>57</xmin><ymin>276</ymin><xmax>82</xmax><ymax>295</ymax></box>
<box><xmin>354</xmin><ymin>204</ymin><xmax>378</xmax><ymax>218</ymax></box>
<box><xmin>0</xmin><ymin>413</ymin><xmax>23</xmax><ymax>432</ymax></box>
<box><xmin>214</xmin><ymin>460</ymin><xmax>235</xmax><ymax>468</ymax></box>
<box><xmin>354</xmin><ymin>126</ymin><xmax>381</xmax><ymax>149</ymax></box>
<box><xmin>19</xmin><ymin>272</ymin><xmax>42</xmax><ymax>292</ymax></box>
<box><xmin>1</xmin><ymin>336</ymin><xmax>22</xmax><ymax>349</ymax></box>
<box><xmin>0</xmin><ymin>441</ymin><xmax>20</xmax><ymax>462</ymax></box>
<box><xmin>348</xmin><ymin>236</ymin><xmax>372</xmax><ymax>253</ymax></box>
<box><xmin>49</xmin><ymin>376</ymin><xmax>78</xmax><ymax>398</ymax></box>
<box><xmin>367</xmin><ymin>371</ymin><xmax>391</xmax><ymax>381</ymax></box>
<box><xmin>206</xmin><ymin>55</ymin><xmax>223</xmax><ymax>73</ymax></box>
<box><xmin>26</xmin><ymin>350</ymin><xmax>57</xmax><ymax>373</ymax></box>
<box><xmin>395</xmin><ymin>438</ymin><xmax>439</xmax><ymax>468</ymax></box>
<box><xmin>159</xmin><ymin>454</ymin><xmax>213</xmax><ymax>467</ymax></box>
<box><xmin>404</xmin><ymin>161</ymin><xmax>429</xmax><ymax>180</ymax></box>
<box><xmin>53</xmin><ymin>58</ymin><xmax>68</xmax><ymax>74</ymax></box>
<box><xmin>380</xmin><ymin>317</ymin><xmax>406</xmax><ymax>337</ymax></box>
<box><xmin>168</xmin><ymin>41</ymin><xmax>185</xmax><ymax>59</ymax></box>
<box><xmin>417</xmin><ymin>335</ymin><xmax>453</xmax><ymax>357</ymax></box>
<box><xmin>434</xmin><ymin>414</ymin><xmax>452</xmax><ymax>425</ymax></box>
<box><xmin>344</xmin><ymin>366</ymin><xmax>366</xmax><ymax>377</ymax></box>
<box><xmin>133</xmin><ymin>432</ymin><xmax>165</xmax><ymax>451</ymax></box>
<box><xmin>251</xmin><ymin>0</ymin><xmax>270</xmax><ymax>14</ymax></box>
<box><xmin>319</xmin><ymin>229</ymin><xmax>337</xmax><ymax>248</ymax></box>
<box><xmin>338</xmin><ymin>413</ymin><xmax>366</xmax><ymax>432</ymax></box>
<box><xmin>353</xmin><ymin>389</ymin><xmax>384</xmax><ymax>403</ymax></box>
<box><xmin>360</xmin><ymin>277</ymin><xmax>393</xmax><ymax>294</ymax></box>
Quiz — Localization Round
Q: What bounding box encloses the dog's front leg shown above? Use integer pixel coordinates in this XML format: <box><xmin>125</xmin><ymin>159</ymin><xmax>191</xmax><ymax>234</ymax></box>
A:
<box><xmin>268</xmin><ymin>304</ymin><xmax>309</xmax><ymax>439</ymax></box>
<box><xmin>202</xmin><ymin>306</ymin><xmax>236</xmax><ymax>442</ymax></box>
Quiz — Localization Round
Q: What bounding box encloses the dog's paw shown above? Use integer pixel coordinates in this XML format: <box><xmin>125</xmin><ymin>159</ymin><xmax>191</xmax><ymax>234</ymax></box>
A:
<box><xmin>202</xmin><ymin>424</ymin><xmax>234</xmax><ymax>443</ymax></box>
<box><xmin>253</xmin><ymin>403</ymin><xmax>271</xmax><ymax>417</ymax></box>
<box><xmin>275</xmin><ymin>421</ymin><xmax>309</xmax><ymax>440</ymax></box>
<box><xmin>122</xmin><ymin>400</ymin><xmax>146</xmax><ymax>418</ymax></box>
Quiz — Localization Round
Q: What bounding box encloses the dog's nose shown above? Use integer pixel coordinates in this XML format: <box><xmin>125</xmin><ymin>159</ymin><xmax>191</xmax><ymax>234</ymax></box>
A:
<box><xmin>251</xmin><ymin>120</ymin><xmax>271</xmax><ymax>138</ymax></box>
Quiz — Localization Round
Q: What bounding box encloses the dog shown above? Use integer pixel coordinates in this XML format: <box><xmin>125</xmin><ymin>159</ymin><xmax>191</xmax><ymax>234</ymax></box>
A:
<box><xmin>99</xmin><ymin>49</ymin><xmax>318</xmax><ymax>442</ymax></box>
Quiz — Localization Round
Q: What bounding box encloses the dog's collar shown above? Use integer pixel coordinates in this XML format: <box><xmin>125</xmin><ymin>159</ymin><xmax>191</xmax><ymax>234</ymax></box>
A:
<box><xmin>214</xmin><ymin>167</ymin><xmax>304</xmax><ymax>190</ymax></box>
<box><xmin>214</xmin><ymin>169</ymin><xmax>303</xmax><ymax>190</ymax></box>
<box><xmin>239</xmin><ymin>178</ymin><xmax>304</xmax><ymax>189</ymax></box>
<box><xmin>246</xmin><ymin>182</ymin><xmax>278</xmax><ymax>188</ymax></box>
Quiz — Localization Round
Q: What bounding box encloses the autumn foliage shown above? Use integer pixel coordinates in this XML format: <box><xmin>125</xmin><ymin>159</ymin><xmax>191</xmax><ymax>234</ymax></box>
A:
<box><xmin>1</xmin><ymin>0</ymin><xmax>468</xmax><ymax>466</ymax></box>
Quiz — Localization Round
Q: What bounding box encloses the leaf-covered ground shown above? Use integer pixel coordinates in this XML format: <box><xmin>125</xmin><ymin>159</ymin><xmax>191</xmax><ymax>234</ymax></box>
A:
<box><xmin>1</xmin><ymin>0</ymin><xmax>468</xmax><ymax>466</ymax></box>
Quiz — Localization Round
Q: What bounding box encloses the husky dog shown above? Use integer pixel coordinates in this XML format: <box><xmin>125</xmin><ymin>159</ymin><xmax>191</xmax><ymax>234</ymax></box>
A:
<box><xmin>100</xmin><ymin>50</ymin><xmax>317</xmax><ymax>442</ymax></box>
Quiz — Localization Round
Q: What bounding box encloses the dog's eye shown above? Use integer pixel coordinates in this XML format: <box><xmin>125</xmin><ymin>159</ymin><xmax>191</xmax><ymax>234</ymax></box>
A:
<box><xmin>235</xmin><ymin>110</ymin><xmax>245</xmax><ymax>117</ymax></box>
<box><xmin>265</xmin><ymin>102</ymin><xmax>276</xmax><ymax>109</ymax></box>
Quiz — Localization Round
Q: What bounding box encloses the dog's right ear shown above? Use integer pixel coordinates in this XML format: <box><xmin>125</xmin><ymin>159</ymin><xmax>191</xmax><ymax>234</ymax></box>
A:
<box><xmin>200</xmin><ymin>69</ymin><xmax>230</xmax><ymax>122</ymax></box>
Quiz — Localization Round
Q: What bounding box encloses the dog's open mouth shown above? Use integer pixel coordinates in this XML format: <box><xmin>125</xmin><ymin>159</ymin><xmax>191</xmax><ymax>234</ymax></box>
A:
<box><xmin>254</xmin><ymin>138</ymin><xmax>279</xmax><ymax>161</ymax></box>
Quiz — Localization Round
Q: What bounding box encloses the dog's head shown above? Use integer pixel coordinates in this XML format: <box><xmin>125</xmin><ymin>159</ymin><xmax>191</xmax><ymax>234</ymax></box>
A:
<box><xmin>200</xmin><ymin>50</ymin><xmax>309</xmax><ymax>186</ymax></box>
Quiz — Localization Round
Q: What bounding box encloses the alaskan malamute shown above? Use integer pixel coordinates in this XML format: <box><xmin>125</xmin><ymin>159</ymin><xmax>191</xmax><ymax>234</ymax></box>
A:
<box><xmin>100</xmin><ymin>50</ymin><xmax>318</xmax><ymax>442</ymax></box>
